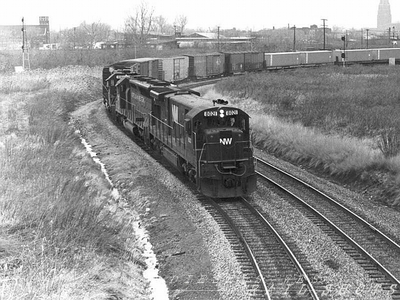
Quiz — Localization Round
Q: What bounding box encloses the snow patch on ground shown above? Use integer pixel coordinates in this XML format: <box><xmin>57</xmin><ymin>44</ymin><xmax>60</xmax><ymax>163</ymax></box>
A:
<box><xmin>77</xmin><ymin>130</ymin><xmax>169</xmax><ymax>300</ymax></box>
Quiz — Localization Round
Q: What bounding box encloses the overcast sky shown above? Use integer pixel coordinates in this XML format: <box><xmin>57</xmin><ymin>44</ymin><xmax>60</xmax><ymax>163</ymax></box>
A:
<box><xmin>0</xmin><ymin>0</ymin><xmax>398</xmax><ymax>31</ymax></box>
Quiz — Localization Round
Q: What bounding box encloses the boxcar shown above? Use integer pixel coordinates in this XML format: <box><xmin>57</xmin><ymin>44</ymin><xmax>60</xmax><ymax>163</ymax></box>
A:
<box><xmin>243</xmin><ymin>51</ymin><xmax>264</xmax><ymax>71</ymax></box>
<box><xmin>224</xmin><ymin>51</ymin><xmax>264</xmax><ymax>74</ymax></box>
<box><xmin>301</xmin><ymin>50</ymin><xmax>333</xmax><ymax>65</ymax></box>
<box><xmin>377</xmin><ymin>48</ymin><xmax>400</xmax><ymax>60</ymax></box>
<box><xmin>265</xmin><ymin>52</ymin><xmax>302</xmax><ymax>68</ymax></box>
<box><xmin>126</xmin><ymin>57</ymin><xmax>161</xmax><ymax>79</ymax></box>
<box><xmin>159</xmin><ymin>56</ymin><xmax>189</xmax><ymax>82</ymax></box>
<box><xmin>333</xmin><ymin>49</ymin><xmax>374</xmax><ymax>63</ymax></box>
<box><xmin>185</xmin><ymin>53</ymin><xmax>225</xmax><ymax>79</ymax></box>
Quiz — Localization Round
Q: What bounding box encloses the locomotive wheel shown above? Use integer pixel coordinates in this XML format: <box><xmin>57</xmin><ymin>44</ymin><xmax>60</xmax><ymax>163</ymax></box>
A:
<box><xmin>132</xmin><ymin>126</ymin><xmax>140</xmax><ymax>137</ymax></box>
<box><xmin>116</xmin><ymin>114</ymin><xmax>123</xmax><ymax>125</ymax></box>
<box><xmin>152</xmin><ymin>139</ymin><xmax>162</xmax><ymax>154</ymax></box>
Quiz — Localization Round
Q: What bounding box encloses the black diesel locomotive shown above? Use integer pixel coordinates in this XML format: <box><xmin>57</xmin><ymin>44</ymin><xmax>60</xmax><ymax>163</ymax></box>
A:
<box><xmin>103</xmin><ymin>64</ymin><xmax>257</xmax><ymax>198</ymax></box>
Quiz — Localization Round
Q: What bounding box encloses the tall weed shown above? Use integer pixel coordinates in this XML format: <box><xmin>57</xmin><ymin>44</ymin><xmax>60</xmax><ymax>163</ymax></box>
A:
<box><xmin>216</xmin><ymin>66</ymin><xmax>400</xmax><ymax>157</ymax></box>
<box><xmin>0</xmin><ymin>67</ymin><xmax>142</xmax><ymax>298</ymax></box>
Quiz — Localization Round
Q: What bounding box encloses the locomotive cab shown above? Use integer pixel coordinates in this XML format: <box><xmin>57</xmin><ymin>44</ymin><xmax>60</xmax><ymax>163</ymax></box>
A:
<box><xmin>188</xmin><ymin>106</ymin><xmax>256</xmax><ymax>198</ymax></box>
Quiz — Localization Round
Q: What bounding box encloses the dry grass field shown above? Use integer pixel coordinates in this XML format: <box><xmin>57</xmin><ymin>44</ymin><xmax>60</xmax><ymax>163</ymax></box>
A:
<box><xmin>0</xmin><ymin>67</ymin><xmax>148</xmax><ymax>299</ymax></box>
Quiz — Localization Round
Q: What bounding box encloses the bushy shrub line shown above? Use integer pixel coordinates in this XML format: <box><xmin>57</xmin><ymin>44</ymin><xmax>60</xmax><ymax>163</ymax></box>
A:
<box><xmin>216</xmin><ymin>65</ymin><xmax>400</xmax><ymax>158</ymax></box>
<box><xmin>250</xmin><ymin>115</ymin><xmax>385</xmax><ymax>177</ymax></box>
<box><xmin>0</xmin><ymin>47</ymin><xmax>208</xmax><ymax>72</ymax></box>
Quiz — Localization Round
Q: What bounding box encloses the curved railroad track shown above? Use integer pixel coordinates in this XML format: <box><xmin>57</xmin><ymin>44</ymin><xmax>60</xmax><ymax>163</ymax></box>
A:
<box><xmin>202</xmin><ymin>197</ymin><xmax>327</xmax><ymax>300</ymax></box>
<box><xmin>255</xmin><ymin>157</ymin><xmax>400</xmax><ymax>299</ymax></box>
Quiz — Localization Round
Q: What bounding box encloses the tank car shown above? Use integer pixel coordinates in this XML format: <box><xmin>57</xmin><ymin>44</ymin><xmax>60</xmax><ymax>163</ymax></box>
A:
<box><xmin>103</xmin><ymin>66</ymin><xmax>257</xmax><ymax>198</ymax></box>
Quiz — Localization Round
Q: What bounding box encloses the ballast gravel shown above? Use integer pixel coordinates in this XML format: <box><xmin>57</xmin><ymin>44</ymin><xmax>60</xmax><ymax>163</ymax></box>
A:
<box><xmin>255</xmin><ymin>148</ymin><xmax>400</xmax><ymax>243</ymax></box>
<box><xmin>253</xmin><ymin>149</ymin><xmax>398</xmax><ymax>299</ymax></box>
<box><xmin>253</xmin><ymin>185</ymin><xmax>392</xmax><ymax>300</ymax></box>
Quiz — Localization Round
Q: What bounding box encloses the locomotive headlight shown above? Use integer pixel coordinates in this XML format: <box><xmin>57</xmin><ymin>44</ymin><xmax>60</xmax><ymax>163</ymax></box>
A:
<box><xmin>219</xmin><ymin>109</ymin><xmax>225</xmax><ymax>118</ymax></box>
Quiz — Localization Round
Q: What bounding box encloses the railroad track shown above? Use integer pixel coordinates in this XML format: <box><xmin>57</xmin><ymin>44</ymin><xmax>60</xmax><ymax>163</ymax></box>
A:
<box><xmin>255</xmin><ymin>157</ymin><xmax>400</xmax><ymax>299</ymax></box>
<box><xmin>203</xmin><ymin>197</ymin><xmax>326</xmax><ymax>300</ymax></box>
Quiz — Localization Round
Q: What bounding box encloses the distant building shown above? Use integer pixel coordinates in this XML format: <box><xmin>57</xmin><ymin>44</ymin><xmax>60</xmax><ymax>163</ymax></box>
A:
<box><xmin>0</xmin><ymin>16</ymin><xmax>50</xmax><ymax>50</ymax></box>
<box><xmin>176</xmin><ymin>32</ymin><xmax>253</xmax><ymax>48</ymax></box>
<box><xmin>377</xmin><ymin>0</ymin><xmax>392</xmax><ymax>29</ymax></box>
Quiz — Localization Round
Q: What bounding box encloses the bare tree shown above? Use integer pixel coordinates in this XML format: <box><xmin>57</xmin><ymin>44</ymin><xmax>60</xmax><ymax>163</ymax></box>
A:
<box><xmin>174</xmin><ymin>15</ymin><xmax>188</xmax><ymax>34</ymax></box>
<box><xmin>61</xmin><ymin>22</ymin><xmax>111</xmax><ymax>49</ymax></box>
<box><xmin>125</xmin><ymin>1</ymin><xmax>155</xmax><ymax>45</ymax></box>
<box><xmin>153</xmin><ymin>15</ymin><xmax>168</xmax><ymax>34</ymax></box>
<box><xmin>82</xmin><ymin>22</ymin><xmax>111</xmax><ymax>48</ymax></box>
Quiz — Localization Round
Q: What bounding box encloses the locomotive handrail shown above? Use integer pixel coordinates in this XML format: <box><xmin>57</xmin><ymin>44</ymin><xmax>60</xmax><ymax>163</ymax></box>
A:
<box><xmin>149</xmin><ymin>115</ymin><xmax>189</xmax><ymax>154</ymax></box>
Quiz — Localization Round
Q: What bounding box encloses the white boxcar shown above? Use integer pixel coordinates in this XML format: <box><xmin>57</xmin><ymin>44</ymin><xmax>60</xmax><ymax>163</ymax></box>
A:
<box><xmin>301</xmin><ymin>50</ymin><xmax>333</xmax><ymax>65</ymax></box>
<box><xmin>265</xmin><ymin>52</ymin><xmax>302</xmax><ymax>68</ymax></box>
<box><xmin>377</xmin><ymin>48</ymin><xmax>400</xmax><ymax>60</ymax></box>
<box><xmin>332</xmin><ymin>49</ymin><xmax>375</xmax><ymax>63</ymax></box>
<box><xmin>160</xmin><ymin>56</ymin><xmax>189</xmax><ymax>82</ymax></box>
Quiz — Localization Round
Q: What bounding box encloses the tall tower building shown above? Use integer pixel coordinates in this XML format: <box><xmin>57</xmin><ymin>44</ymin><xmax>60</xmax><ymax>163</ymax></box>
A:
<box><xmin>377</xmin><ymin>0</ymin><xmax>392</xmax><ymax>29</ymax></box>
<box><xmin>39</xmin><ymin>16</ymin><xmax>50</xmax><ymax>44</ymax></box>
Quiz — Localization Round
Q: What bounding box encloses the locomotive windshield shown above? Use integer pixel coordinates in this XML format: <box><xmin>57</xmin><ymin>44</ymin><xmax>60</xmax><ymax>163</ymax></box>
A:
<box><xmin>205</xmin><ymin>115</ymin><xmax>246</xmax><ymax>130</ymax></box>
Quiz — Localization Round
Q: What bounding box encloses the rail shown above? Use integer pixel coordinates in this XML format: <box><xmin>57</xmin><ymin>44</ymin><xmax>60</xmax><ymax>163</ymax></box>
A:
<box><xmin>206</xmin><ymin>198</ymin><xmax>321</xmax><ymax>299</ymax></box>
<box><xmin>256</xmin><ymin>157</ymin><xmax>400</xmax><ymax>297</ymax></box>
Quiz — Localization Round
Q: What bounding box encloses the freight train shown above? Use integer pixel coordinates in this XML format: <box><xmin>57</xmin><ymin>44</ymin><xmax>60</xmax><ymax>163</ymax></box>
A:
<box><xmin>103</xmin><ymin>47</ymin><xmax>400</xmax><ymax>83</ymax></box>
<box><xmin>102</xmin><ymin>66</ymin><xmax>257</xmax><ymax>198</ymax></box>
<box><xmin>102</xmin><ymin>46</ymin><xmax>399</xmax><ymax>198</ymax></box>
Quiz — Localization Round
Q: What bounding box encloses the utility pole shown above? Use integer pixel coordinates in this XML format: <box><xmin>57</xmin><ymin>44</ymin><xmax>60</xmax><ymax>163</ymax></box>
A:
<box><xmin>21</xmin><ymin>17</ymin><xmax>30</xmax><ymax>71</ymax></box>
<box><xmin>366</xmin><ymin>29</ymin><xmax>369</xmax><ymax>49</ymax></box>
<box><xmin>73</xmin><ymin>27</ymin><xmax>76</xmax><ymax>49</ymax></box>
<box><xmin>321</xmin><ymin>19</ymin><xmax>327</xmax><ymax>50</ymax></box>
<box><xmin>217</xmin><ymin>26</ymin><xmax>220</xmax><ymax>51</ymax></box>
<box><xmin>292</xmin><ymin>25</ymin><xmax>296</xmax><ymax>51</ymax></box>
<box><xmin>341</xmin><ymin>35</ymin><xmax>346</xmax><ymax>67</ymax></box>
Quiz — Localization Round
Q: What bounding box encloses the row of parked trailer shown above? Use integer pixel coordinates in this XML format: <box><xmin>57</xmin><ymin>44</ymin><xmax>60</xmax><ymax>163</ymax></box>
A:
<box><xmin>106</xmin><ymin>48</ymin><xmax>400</xmax><ymax>83</ymax></box>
